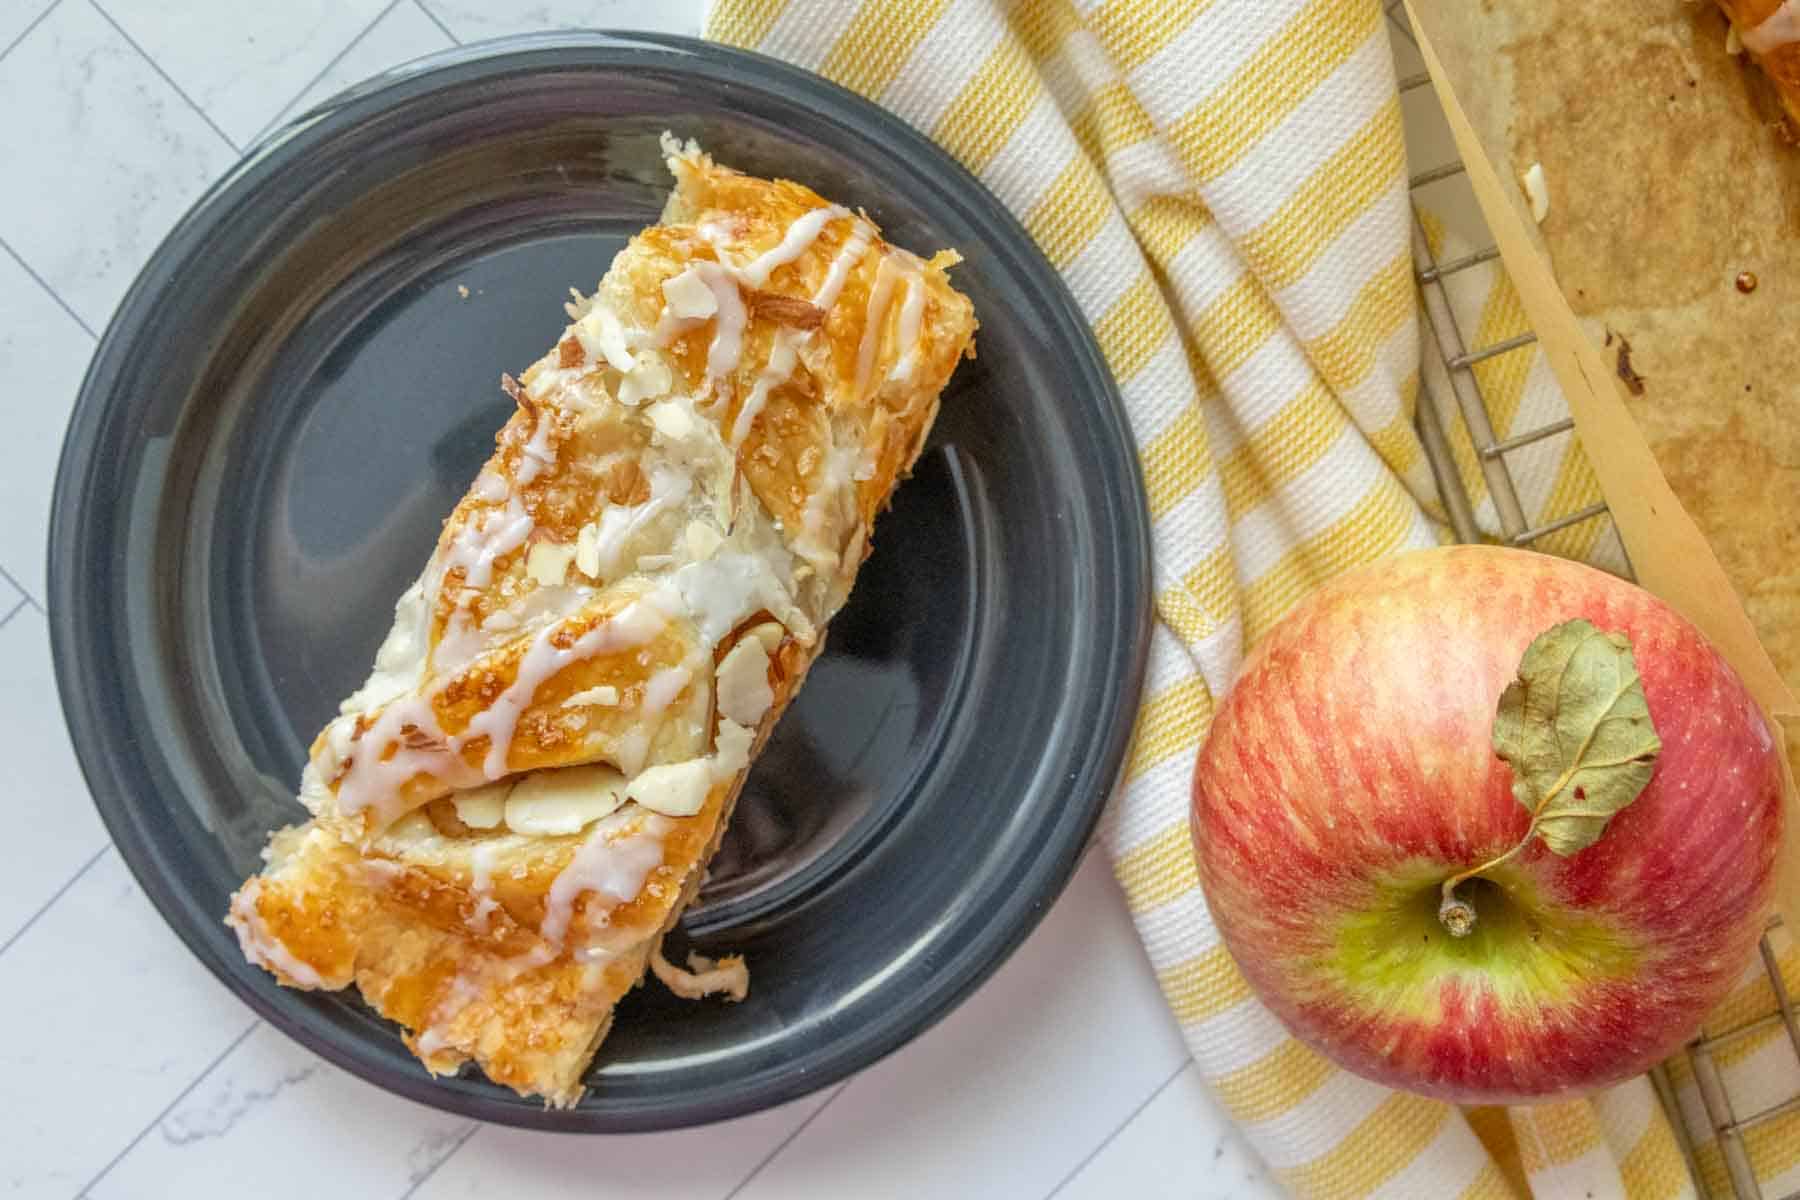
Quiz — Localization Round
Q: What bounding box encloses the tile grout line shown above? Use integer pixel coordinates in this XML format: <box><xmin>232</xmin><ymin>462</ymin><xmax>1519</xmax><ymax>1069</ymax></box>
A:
<box><xmin>74</xmin><ymin>1018</ymin><xmax>262</xmax><ymax>1198</ymax></box>
<box><xmin>0</xmin><ymin>843</ymin><xmax>109</xmax><ymax>960</ymax></box>
<box><xmin>395</xmin><ymin>1122</ymin><xmax>480</xmax><ymax>1200</ymax></box>
<box><xmin>0</xmin><ymin>560</ymin><xmax>46</xmax><ymax>612</ymax></box>
<box><xmin>87</xmin><ymin>0</ymin><xmax>240</xmax><ymax>154</ymax></box>
<box><xmin>243</xmin><ymin>0</ymin><xmax>404</xmax><ymax>152</ymax></box>
<box><xmin>719</xmin><ymin>1079</ymin><xmax>853</xmax><ymax>1200</ymax></box>
<box><xmin>0</xmin><ymin>235</ymin><xmax>98</xmax><ymax>342</ymax></box>
<box><xmin>412</xmin><ymin>0</ymin><xmax>461</xmax><ymax>47</ymax></box>
<box><xmin>0</xmin><ymin>0</ymin><xmax>60</xmax><ymax>67</ymax></box>
<box><xmin>1040</xmin><ymin>1058</ymin><xmax>1191</xmax><ymax>1200</ymax></box>
<box><xmin>0</xmin><ymin>595</ymin><xmax>28</xmax><ymax>629</ymax></box>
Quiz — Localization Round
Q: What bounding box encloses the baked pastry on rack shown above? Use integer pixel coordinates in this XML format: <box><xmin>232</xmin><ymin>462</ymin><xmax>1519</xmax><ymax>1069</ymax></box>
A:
<box><xmin>1716</xmin><ymin>0</ymin><xmax>1800</xmax><ymax>123</ymax></box>
<box><xmin>226</xmin><ymin>134</ymin><xmax>977</xmax><ymax>1107</ymax></box>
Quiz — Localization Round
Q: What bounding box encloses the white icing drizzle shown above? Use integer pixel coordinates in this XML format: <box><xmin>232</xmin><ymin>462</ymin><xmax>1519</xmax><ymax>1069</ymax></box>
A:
<box><xmin>461</xmin><ymin>597</ymin><xmax>671</xmax><ymax>778</ymax></box>
<box><xmin>575</xmin><ymin>304</ymin><xmax>636</xmax><ymax>372</ymax></box>
<box><xmin>583</xmin><ymin>465</ymin><xmax>693</xmax><ymax>580</ymax></box>
<box><xmin>471</xmin><ymin>471</ymin><xmax>508</xmax><ymax>502</ymax></box>
<box><xmin>887</xmin><ymin>272</ymin><xmax>925</xmax><ymax>382</ymax></box>
<box><xmin>1744</xmin><ymin>0</ymin><xmax>1800</xmax><ymax>54</ymax></box>
<box><xmin>665</xmin><ymin>552</ymin><xmax>797</xmax><ymax>647</ymax></box>
<box><xmin>467</xmin><ymin>842</ymin><xmax>501</xmax><ymax>934</ymax></box>
<box><xmin>802</xmin><ymin>442</ymin><xmax>860</xmax><ymax>549</ymax></box>
<box><xmin>608</xmin><ymin>659</ymin><xmax>696</xmax><ymax>778</ymax></box>
<box><xmin>640</xmin><ymin>665</ymin><xmax>692</xmax><ymax>721</ymax></box>
<box><xmin>653</xmin><ymin>262</ymin><xmax>750</xmax><ymax>391</ymax></box>
<box><xmin>812</xmin><ymin>219</ymin><xmax>874</xmax><ymax>310</ymax></box>
<box><xmin>443</xmin><ymin>495</ymin><xmax>535</xmax><ymax>596</ymax></box>
<box><xmin>731</xmin><ymin>330</ymin><xmax>800</xmax><ymax>448</ymax></box>
<box><xmin>539</xmin><ymin>810</ymin><xmax>672</xmax><ymax>945</ymax></box>
<box><xmin>698</xmin><ymin>263</ymin><xmax>748</xmax><ymax>380</ymax></box>
<box><xmin>656</xmin><ymin>208</ymin><xmax>870</xmax><ymax>413</ymax></box>
<box><xmin>333</xmin><ymin>693</ymin><xmax>465</xmax><ymax>821</ymax></box>
<box><xmin>514</xmin><ymin>410</ymin><xmax>557</xmax><ymax>486</ymax></box>
<box><xmin>416</xmin><ymin>970</ymin><xmax>485</xmax><ymax>1054</ymax></box>
<box><xmin>854</xmin><ymin>256</ymin><xmax>903</xmax><ymax>402</ymax></box>
<box><xmin>332</xmin><ymin>597</ymin><xmax>670</xmax><ymax>821</ymax></box>
<box><xmin>415</xmin><ymin>942</ymin><xmax>556</xmax><ymax>1055</ymax></box>
<box><xmin>739</xmin><ymin>205</ymin><xmax>849</xmax><ymax>287</ymax></box>
<box><xmin>428</xmin><ymin>487</ymin><xmax>538</xmax><ymax>675</ymax></box>
<box><xmin>227</xmin><ymin>880</ymin><xmax>330</xmax><ymax>989</ymax></box>
<box><xmin>471</xmin><ymin>841</ymin><xmax>499</xmax><ymax>895</ymax></box>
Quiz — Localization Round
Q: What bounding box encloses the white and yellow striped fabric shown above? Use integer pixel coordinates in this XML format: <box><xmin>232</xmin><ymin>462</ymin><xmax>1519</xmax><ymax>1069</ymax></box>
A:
<box><xmin>706</xmin><ymin>2</ymin><xmax>1798</xmax><ymax>1197</ymax></box>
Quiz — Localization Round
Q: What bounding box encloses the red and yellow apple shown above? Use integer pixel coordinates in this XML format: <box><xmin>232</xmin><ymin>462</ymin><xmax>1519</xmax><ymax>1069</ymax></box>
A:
<box><xmin>1190</xmin><ymin>545</ymin><xmax>1784</xmax><ymax>1103</ymax></box>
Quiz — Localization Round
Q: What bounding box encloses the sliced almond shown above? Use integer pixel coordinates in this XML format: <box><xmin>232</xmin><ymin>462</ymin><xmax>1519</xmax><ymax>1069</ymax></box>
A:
<box><xmin>619</xmin><ymin>355</ymin><xmax>673</xmax><ymax>406</ymax></box>
<box><xmin>646</xmin><ymin>399</ymin><xmax>699</xmax><ymax>442</ymax></box>
<box><xmin>525</xmin><ymin>541</ymin><xmax>576</xmax><ymax>586</ymax></box>
<box><xmin>712</xmin><ymin>720</ymin><xmax>755</xmax><ymax>779</ymax></box>
<box><xmin>625</xmin><ymin>759</ymin><xmax>713</xmax><ymax>817</ymax></box>
<box><xmin>715</xmin><ymin>636</ymin><xmax>774</xmax><ymax>727</ymax></box>
<box><xmin>747</xmin><ymin>621</ymin><xmax>786</xmax><ymax>654</ymax></box>
<box><xmin>662</xmin><ymin>268</ymin><xmax>717</xmax><ymax>320</ymax></box>
<box><xmin>684</xmin><ymin>520</ymin><xmax>724</xmax><ymax>560</ymax></box>
<box><xmin>451</xmin><ymin>780</ymin><xmax>511</xmax><ymax>830</ymax></box>
<box><xmin>575</xmin><ymin>305</ymin><xmax>636</xmax><ymax>372</ymax></box>
<box><xmin>504</xmin><ymin>763</ymin><xmax>628</xmax><ymax>835</ymax></box>
<box><xmin>574</xmin><ymin>522</ymin><xmax>603</xmax><ymax>579</ymax></box>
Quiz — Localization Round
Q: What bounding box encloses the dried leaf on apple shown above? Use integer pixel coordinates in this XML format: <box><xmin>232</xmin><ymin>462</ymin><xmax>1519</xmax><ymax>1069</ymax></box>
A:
<box><xmin>1493</xmin><ymin>618</ymin><xmax>1662</xmax><ymax>856</ymax></box>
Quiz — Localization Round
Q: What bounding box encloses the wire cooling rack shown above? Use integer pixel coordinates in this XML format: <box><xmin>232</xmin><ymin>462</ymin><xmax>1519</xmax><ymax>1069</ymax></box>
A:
<box><xmin>1388</xmin><ymin>4</ymin><xmax>1800</xmax><ymax>1197</ymax></box>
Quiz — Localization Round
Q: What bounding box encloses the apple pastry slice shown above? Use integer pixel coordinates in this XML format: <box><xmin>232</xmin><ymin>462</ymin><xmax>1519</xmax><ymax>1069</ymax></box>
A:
<box><xmin>226</xmin><ymin>135</ymin><xmax>977</xmax><ymax>1107</ymax></box>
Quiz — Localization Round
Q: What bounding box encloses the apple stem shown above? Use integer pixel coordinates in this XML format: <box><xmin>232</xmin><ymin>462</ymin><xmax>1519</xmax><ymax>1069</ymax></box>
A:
<box><xmin>1438</xmin><ymin>838</ymin><xmax>1530</xmax><ymax>936</ymax></box>
<box><xmin>1438</xmin><ymin>892</ymin><xmax>1476</xmax><ymax>938</ymax></box>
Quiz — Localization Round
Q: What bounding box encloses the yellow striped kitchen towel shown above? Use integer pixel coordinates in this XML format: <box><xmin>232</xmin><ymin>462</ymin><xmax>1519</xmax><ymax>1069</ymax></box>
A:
<box><xmin>707</xmin><ymin>2</ymin><xmax>1793</xmax><ymax>1197</ymax></box>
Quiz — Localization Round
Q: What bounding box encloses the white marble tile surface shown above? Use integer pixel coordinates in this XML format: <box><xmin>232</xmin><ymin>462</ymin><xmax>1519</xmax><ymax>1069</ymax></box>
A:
<box><xmin>0</xmin><ymin>3</ymin><xmax>1291</xmax><ymax>1198</ymax></box>
<box><xmin>97</xmin><ymin>0</ymin><xmax>392</xmax><ymax>148</ymax></box>
<box><xmin>0</xmin><ymin>0</ymin><xmax>238</xmax><ymax>332</ymax></box>
<box><xmin>0</xmin><ymin>850</ymin><xmax>255</xmax><ymax>1196</ymax></box>
<box><xmin>730</xmin><ymin>856</ymin><xmax>1196</xmax><ymax>1200</ymax></box>
<box><xmin>1057</xmin><ymin>1064</ymin><xmax>1285</xmax><ymax>1200</ymax></box>
<box><xmin>266</xmin><ymin>0</ymin><xmax>455</xmax><ymax>137</ymax></box>
<box><xmin>0</xmin><ymin>610</ymin><xmax>106</xmax><ymax>946</ymax></box>
<box><xmin>0</xmin><ymin>0</ymin><xmax>53</xmax><ymax>56</ymax></box>
<box><xmin>0</xmin><ymin>242</ymin><xmax>94</xmax><ymax>602</ymax></box>
<box><xmin>411</xmin><ymin>1090</ymin><xmax>839</xmax><ymax>1200</ymax></box>
<box><xmin>87</xmin><ymin>1024</ymin><xmax>477</xmax><ymax>1200</ymax></box>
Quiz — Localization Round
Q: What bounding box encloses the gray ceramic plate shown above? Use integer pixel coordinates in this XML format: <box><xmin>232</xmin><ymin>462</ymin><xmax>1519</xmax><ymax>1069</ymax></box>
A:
<box><xmin>49</xmin><ymin>33</ymin><xmax>1150</xmax><ymax>1131</ymax></box>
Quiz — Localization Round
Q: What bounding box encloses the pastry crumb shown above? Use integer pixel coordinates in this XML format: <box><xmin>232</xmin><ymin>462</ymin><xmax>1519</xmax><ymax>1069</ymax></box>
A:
<box><xmin>1614</xmin><ymin>334</ymin><xmax>1647</xmax><ymax>396</ymax></box>
<box><xmin>457</xmin><ymin>284</ymin><xmax>470</xmax><ymax>299</ymax></box>
<box><xmin>650</xmin><ymin>946</ymin><xmax>749</xmax><ymax>1002</ymax></box>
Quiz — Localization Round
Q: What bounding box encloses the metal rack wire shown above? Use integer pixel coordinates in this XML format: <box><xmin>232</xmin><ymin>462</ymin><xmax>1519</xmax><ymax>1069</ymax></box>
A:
<box><xmin>1389</xmin><ymin>4</ymin><xmax>1800</xmax><ymax>1197</ymax></box>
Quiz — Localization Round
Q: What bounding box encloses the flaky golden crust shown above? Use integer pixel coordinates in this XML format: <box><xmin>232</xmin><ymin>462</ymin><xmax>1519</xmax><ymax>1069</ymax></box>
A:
<box><xmin>227</xmin><ymin>138</ymin><xmax>976</xmax><ymax>1106</ymax></box>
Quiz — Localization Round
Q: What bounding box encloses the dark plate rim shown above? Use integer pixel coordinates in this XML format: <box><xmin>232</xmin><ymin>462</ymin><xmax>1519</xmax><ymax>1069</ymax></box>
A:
<box><xmin>48</xmin><ymin>31</ymin><xmax>1153</xmax><ymax>1132</ymax></box>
